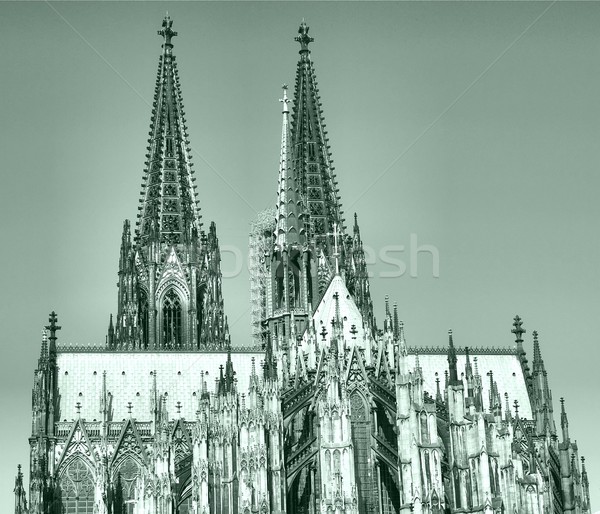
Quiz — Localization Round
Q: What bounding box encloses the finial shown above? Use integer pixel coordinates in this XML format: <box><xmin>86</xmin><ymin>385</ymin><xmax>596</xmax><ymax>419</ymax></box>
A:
<box><xmin>158</xmin><ymin>13</ymin><xmax>178</xmax><ymax>51</ymax></box>
<box><xmin>512</xmin><ymin>315</ymin><xmax>525</xmax><ymax>348</ymax></box>
<box><xmin>45</xmin><ymin>311</ymin><xmax>61</xmax><ymax>348</ymax></box>
<box><xmin>513</xmin><ymin>399</ymin><xmax>519</xmax><ymax>417</ymax></box>
<box><xmin>176</xmin><ymin>401</ymin><xmax>182</xmax><ymax>415</ymax></box>
<box><xmin>127</xmin><ymin>402</ymin><xmax>133</xmax><ymax>415</ymax></box>
<box><xmin>295</xmin><ymin>20</ymin><xmax>314</xmax><ymax>53</ymax></box>
<box><xmin>279</xmin><ymin>84</ymin><xmax>290</xmax><ymax>114</ymax></box>
<box><xmin>504</xmin><ymin>392</ymin><xmax>512</xmax><ymax>421</ymax></box>
<box><xmin>76</xmin><ymin>402</ymin><xmax>82</xmax><ymax>416</ymax></box>
<box><xmin>435</xmin><ymin>372</ymin><xmax>442</xmax><ymax>401</ymax></box>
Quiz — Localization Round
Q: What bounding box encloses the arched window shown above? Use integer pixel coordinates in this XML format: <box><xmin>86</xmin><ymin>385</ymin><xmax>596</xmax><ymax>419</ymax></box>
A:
<box><xmin>163</xmin><ymin>289</ymin><xmax>183</xmax><ymax>349</ymax></box>
<box><xmin>420</xmin><ymin>412</ymin><xmax>429</xmax><ymax>444</ymax></box>
<box><xmin>59</xmin><ymin>459</ymin><xmax>95</xmax><ymax>514</ymax></box>
<box><xmin>275</xmin><ymin>262</ymin><xmax>285</xmax><ymax>309</ymax></box>
<box><xmin>115</xmin><ymin>457</ymin><xmax>140</xmax><ymax>514</ymax></box>
<box><xmin>139</xmin><ymin>290</ymin><xmax>149</xmax><ymax>349</ymax></box>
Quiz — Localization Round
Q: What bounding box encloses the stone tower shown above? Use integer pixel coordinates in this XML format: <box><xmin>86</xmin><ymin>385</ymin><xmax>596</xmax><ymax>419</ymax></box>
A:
<box><xmin>16</xmin><ymin>16</ymin><xmax>591</xmax><ymax>514</ymax></box>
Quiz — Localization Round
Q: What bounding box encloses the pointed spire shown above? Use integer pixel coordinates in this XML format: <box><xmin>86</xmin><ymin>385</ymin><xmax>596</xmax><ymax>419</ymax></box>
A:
<box><xmin>464</xmin><ymin>346</ymin><xmax>473</xmax><ymax>379</ymax></box>
<box><xmin>560</xmin><ymin>397</ymin><xmax>570</xmax><ymax>441</ymax></box>
<box><xmin>224</xmin><ymin>343</ymin><xmax>235</xmax><ymax>393</ymax></box>
<box><xmin>39</xmin><ymin>329</ymin><xmax>48</xmax><ymax>365</ymax></box>
<box><xmin>275</xmin><ymin>84</ymin><xmax>304</xmax><ymax>247</ymax></box>
<box><xmin>532</xmin><ymin>330</ymin><xmax>545</xmax><ymax>373</ymax></box>
<box><xmin>392</xmin><ymin>302</ymin><xmax>400</xmax><ymax>340</ymax></box>
<box><xmin>291</xmin><ymin>21</ymin><xmax>343</xmax><ymax>242</ymax></box>
<box><xmin>14</xmin><ymin>464</ymin><xmax>27</xmax><ymax>514</ymax></box>
<box><xmin>137</xmin><ymin>15</ymin><xmax>201</xmax><ymax>246</ymax></box>
<box><xmin>447</xmin><ymin>329</ymin><xmax>459</xmax><ymax>385</ymax></box>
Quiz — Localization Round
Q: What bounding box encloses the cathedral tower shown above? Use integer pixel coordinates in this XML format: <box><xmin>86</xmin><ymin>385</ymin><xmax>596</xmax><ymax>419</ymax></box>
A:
<box><xmin>109</xmin><ymin>15</ymin><xmax>228</xmax><ymax>351</ymax></box>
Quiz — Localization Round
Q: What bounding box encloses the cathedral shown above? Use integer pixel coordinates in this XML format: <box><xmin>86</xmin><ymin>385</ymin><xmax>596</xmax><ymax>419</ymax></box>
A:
<box><xmin>14</xmin><ymin>15</ymin><xmax>591</xmax><ymax>514</ymax></box>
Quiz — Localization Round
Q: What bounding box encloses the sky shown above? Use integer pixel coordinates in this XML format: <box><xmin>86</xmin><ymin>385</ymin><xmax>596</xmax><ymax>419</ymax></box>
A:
<box><xmin>1</xmin><ymin>1</ymin><xmax>599</xmax><ymax>509</ymax></box>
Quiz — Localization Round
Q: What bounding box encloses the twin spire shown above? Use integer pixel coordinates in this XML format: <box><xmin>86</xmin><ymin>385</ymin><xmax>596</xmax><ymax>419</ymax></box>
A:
<box><xmin>137</xmin><ymin>14</ymin><xmax>201</xmax><ymax>246</ymax></box>
<box><xmin>287</xmin><ymin>21</ymin><xmax>344</xmax><ymax>243</ymax></box>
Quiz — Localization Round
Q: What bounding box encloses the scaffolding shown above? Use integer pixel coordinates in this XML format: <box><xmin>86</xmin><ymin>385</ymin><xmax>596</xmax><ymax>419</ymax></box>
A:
<box><xmin>249</xmin><ymin>208</ymin><xmax>276</xmax><ymax>347</ymax></box>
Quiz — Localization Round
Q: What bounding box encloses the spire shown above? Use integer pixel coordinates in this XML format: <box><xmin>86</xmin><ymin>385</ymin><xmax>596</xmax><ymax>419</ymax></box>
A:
<box><xmin>393</xmin><ymin>302</ymin><xmax>400</xmax><ymax>340</ymax></box>
<box><xmin>224</xmin><ymin>343</ymin><xmax>235</xmax><ymax>393</ymax></box>
<box><xmin>136</xmin><ymin>15</ymin><xmax>201</xmax><ymax>246</ymax></box>
<box><xmin>275</xmin><ymin>85</ymin><xmax>305</xmax><ymax>247</ymax></box>
<box><xmin>291</xmin><ymin>21</ymin><xmax>343</xmax><ymax>242</ymax></box>
<box><xmin>464</xmin><ymin>346</ymin><xmax>473</xmax><ymax>379</ymax></box>
<box><xmin>447</xmin><ymin>329</ymin><xmax>460</xmax><ymax>385</ymax></box>
<box><xmin>14</xmin><ymin>464</ymin><xmax>27</xmax><ymax>514</ymax></box>
<box><xmin>560</xmin><ymin>397</ymin><xmax>570</xmax><ymax>441</ymax></box>
<box><xmin>39</xmin><ymin>329</ymin><xmax>48</xmax><ymax>366</ymax></box>
<box><xmin>532</xmin><ymin>330</ymin><xmax>544</xmax><ymax>373</ymax></box>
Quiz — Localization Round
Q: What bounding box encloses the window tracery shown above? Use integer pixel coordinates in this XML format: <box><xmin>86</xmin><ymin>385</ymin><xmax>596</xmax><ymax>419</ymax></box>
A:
<box><xmin>59</xmin><ymin>459</ymin><xmax>94</xmax><ymax>514</ymax></box>
<box><xmin>163</xmin><ymin>288</ymin><xmax>183</xmax><ymax>348</ymax></box>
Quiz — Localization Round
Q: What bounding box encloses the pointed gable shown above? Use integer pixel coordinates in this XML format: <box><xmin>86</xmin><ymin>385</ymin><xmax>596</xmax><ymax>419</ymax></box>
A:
<box><xmin>304</xmin><ymin>274</ymin><xmax>366</xmax><ymax>350</ymax></box>
<box><xmin>57</xmin><ymin>419</ymin><xmax>95</xmax><ymax>468</ymax></box>
<box><xmin>112</xmin><ymin>419</ymin><xmax>147</xmax><ymax>465</ymax></box>
<box><xmin>171</xmin><ymin>418</ymin><xmax>192</xmax><ymax>463</ymax></box>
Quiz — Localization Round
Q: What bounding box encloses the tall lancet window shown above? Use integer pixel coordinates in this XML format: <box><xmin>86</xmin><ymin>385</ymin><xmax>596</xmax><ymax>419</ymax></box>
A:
<box><xmin>163</xmin><ymin>289</ymin><xmax>183</xmax><ymax>349</ymax></box>
<box><xmin>139</xmin><ymin>290</ymin><xmax>149</xmax><ymax>349</ymax></box>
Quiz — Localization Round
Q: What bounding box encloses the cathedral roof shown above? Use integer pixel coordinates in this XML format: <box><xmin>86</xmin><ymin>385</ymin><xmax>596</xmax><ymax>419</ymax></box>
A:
<box><xmin>136</xmin><ymin>15</ymin><xmax>201</xmax><ymax>246</ymax></box>
<box><xmin>55</xmin><ymin>350</ymin><xmax>263</xmax><ymax>421</ymax></box>
<box><xmin>411</xmin><ymin>351</ymin><xmax>533</xmax><ymax>419</ymax></box>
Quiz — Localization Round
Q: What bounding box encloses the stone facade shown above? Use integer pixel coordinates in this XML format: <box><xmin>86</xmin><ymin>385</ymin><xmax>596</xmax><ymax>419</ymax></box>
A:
<box><xmin>15</xmin><ymin>16</ymin><xmax>591</xmax><ymax>514</ymax></box>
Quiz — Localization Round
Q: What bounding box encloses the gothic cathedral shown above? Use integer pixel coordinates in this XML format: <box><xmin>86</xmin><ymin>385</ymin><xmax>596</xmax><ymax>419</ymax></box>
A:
<box><xmin>14</xmin><ymin>16</ymin><xmax>591</xmax><ymax>514</ymax></box>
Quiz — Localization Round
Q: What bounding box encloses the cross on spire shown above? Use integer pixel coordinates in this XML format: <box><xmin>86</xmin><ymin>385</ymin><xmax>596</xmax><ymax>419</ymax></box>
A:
<box><xmin>320</xmin><ymin>324</ymin><xmax>328</xmax><ymax>341</ymax></box>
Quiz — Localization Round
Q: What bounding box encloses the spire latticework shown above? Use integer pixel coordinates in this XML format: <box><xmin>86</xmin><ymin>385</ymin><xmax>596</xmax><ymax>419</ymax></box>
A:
<box><xmin>137</xmin><ymin>14</ymin><xmax>201</xmax><ymax>246</ymax></box>
<box><xmin>291</xmin><ymin>21</ymin><xmax>343</xmax><ymax>243</ymax></box>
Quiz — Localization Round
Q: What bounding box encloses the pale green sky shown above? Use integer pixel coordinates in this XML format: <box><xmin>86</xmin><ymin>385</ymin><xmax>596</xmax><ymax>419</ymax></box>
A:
<box><xmin>1</xmin><ymin>1</ymin><xmax>599</xmax><ymax>508</ymax></box>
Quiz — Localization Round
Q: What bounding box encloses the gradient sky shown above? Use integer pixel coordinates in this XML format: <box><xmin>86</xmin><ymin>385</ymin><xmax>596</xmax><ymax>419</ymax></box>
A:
<box><xmin>1</xmin><ymin>1</ymin><xmax>599</xmax><ymax>509</ymax></box>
